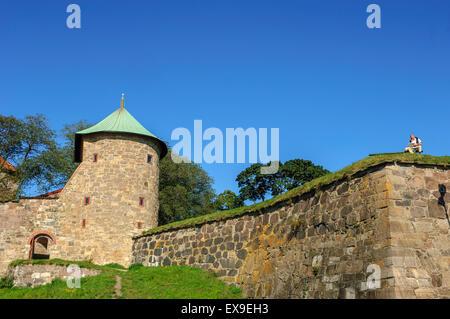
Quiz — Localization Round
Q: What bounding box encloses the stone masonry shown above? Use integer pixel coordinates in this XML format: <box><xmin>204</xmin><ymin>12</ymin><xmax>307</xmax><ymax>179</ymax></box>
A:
<box><xmin>8</xmin><ymin>264</ymin><xmax>100</xmax><ymax>288</ymax></box>
<box><xmin>0</xmin><ymin>132</ymin><xmax>163</xmax><ymax>275</ymax></box>
<box><xmin>132</xmin><ymin>162</ymin><xmax>450</xmax><ymax>299</ymax></box>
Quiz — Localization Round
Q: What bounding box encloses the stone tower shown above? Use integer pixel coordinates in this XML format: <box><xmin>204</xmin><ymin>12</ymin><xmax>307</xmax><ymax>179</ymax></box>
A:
<box><xmin>60</xmin><ymin>94</ymin><xmax>167</xmax><ymax>266</ymax></box>
<box><xmin>0</xmin><ymin>95</ymin><xmax>167</xmax><ymax>274</ymax></box>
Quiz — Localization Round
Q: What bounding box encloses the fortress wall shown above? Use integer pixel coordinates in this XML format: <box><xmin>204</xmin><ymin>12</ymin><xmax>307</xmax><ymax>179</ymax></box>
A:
<box><xmin>0</xmin><ymin>133</ymin><xmax>162</xmax><ymax>275</ymax></box>
<box><xmin>0</xmin><ymin>199</ymin><xmax>65</xmax><ymax>275</ymax></box>
<box><xmin>0</xmin><ymin>197</ymin><xmax>101</xmax><ymax>275</ymax></box>
<box><xmin>384</xmin><ymin>164</ymin><xmax>450</xmax><ymax>298</ymax></box>
<box><xmin>132</xmin><ymin>163</ymin><xmax>450</xmax><ymax>299</ymax></box>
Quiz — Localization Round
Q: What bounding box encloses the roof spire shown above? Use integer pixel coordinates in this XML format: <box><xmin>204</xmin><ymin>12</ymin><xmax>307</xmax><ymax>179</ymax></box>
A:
<box><xmin>120</xmin><ymin>93</ymin><xmax>125</xmax><ymax>108</ymax></box>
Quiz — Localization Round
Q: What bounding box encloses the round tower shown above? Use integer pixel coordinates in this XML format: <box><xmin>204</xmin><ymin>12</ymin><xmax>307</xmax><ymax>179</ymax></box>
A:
<box><xmin>60</xmin><ymin>94</ymin><xmax>167</xmax><ymax>266</ymax></box>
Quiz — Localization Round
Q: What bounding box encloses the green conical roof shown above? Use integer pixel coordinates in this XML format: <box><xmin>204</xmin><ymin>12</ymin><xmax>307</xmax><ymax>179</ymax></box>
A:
<box><xmin>74</xmin><ymin>102</ymin><xmax>167</xmax><ymax>162</ymax></box>
<box><xmin>76</xmin><ymin>106</ymin><xmax>158</xmax><ymax>139</ymax></box>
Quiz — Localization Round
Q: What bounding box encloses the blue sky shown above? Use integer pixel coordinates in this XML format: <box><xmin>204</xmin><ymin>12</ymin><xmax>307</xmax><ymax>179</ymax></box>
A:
<box><xmin>1</xmin><ymin>0</ymin><xmax>450</xmax><ymax>196</ymax></box>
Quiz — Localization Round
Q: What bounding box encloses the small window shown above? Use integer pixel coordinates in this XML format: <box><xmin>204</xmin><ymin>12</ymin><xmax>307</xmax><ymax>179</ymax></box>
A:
<box><xmin>147</xmin><ymin>154</ymin><xmax>152</xmax><ymax>164</ymax></box>
<box><xmin>82</xmin><ymin>219</ymin><xmax>86</xmax><ymax>228</ymax></box>
<box><xmin>93</xmin><ymin>153</ymin><xmax>98</xmax><ymax>162</ymax></box>
<box><xmin>84</xmin><ymin>197</ymin><xmax>90</xmax><ymax>205</ymax></box>
<box><xmin>137</xmin><ymin>222</ymin><xmax>142</xmax><ymax>229</ymax></box>
<box><xmin>139</xmin><ymin>197</ymin><xmax>144</xmax><ymax>206</ymax></box>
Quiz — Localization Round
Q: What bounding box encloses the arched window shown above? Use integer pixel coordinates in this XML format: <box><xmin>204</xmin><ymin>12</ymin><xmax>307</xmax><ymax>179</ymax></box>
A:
<box><xmin>28</xmin><ymin>232</ymin><xmax>55</xmax><ymax>260</ymax></box>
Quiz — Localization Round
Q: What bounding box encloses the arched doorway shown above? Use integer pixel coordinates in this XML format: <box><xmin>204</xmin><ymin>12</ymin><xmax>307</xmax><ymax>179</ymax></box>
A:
<box><xmin>28</xmin><ymin>232</ymin><xmax>56</xmax><ymax>260</ymax></box>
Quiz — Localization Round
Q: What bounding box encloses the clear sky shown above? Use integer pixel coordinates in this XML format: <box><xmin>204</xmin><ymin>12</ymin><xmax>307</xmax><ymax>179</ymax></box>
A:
<box><xmin>1</xmin><ymin>0</ymin><xmax>450</xmax><ymax>196</ymax></box>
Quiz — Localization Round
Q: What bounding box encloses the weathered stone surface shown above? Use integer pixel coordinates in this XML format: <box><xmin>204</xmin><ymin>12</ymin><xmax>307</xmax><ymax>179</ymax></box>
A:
<box><xmin>8</xmin><ymin>264</ymin><xmax>100</xmax><ymax>288</ymax></box>
<box><xmin>132</xmin><ymin>164</ymin><xmax>450</xmax><ymax>299</ymax></box>
<box><xmin>0</xmin><ymin>132</ymin><xmax>162</xmax><ymax>273</ymax></box>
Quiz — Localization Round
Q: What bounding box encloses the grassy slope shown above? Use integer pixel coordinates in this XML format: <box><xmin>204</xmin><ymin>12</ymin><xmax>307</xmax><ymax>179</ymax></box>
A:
<box><xmin>0</xmin><ymin>272</ymin><xmax>117</xmax><ymax>299</ymax></box>
<box><xmin>121</xmin><ymin>265</ymin><xmax>243</xmax><ymax>299</ymax></box>
<box><xmin>0</xmin><ymin>260</ymin><xmax>243</xmax><ymax>299</ymax></box>
<box><xmin>142</xmin><ymin>153</ymin><xmax>450</xmax><ymax>235</ymax></box>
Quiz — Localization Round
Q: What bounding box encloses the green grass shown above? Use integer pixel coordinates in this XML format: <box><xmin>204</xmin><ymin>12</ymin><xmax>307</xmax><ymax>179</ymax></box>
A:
<box><xmin>0</xmin><ymin>272</ymin><xmax>117</xmax><ymax>299</ymax></box>
<box><xmin>141</xmin><ymin>153</ymin><xmax>450</xmax><ymax>235</ymax></box>
<box><xmin>104</xmin><ymin>263</ymin><xmax>127</xmax><ymax>270</ymax></box>
<box><xmin>0</xmin><ymin>262</ymin><xmax>244</xmax><ymax>299</ymax></box>
<box><xmin>121</xmin><ymin>265</ymin><xmax>244</xmax><ymax>299</ymax></box>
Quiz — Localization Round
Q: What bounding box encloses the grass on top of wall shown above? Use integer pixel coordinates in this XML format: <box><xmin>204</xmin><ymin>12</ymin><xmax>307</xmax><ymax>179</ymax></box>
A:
<box><xmin>0</xmin><ymin>264</ymin><xmax>244</xmax><ymax>299</ymax></box>
<box><xmin>142</xmin><ymin>153</ymin><xmax>450</xmax><ymax>236</ymax></box>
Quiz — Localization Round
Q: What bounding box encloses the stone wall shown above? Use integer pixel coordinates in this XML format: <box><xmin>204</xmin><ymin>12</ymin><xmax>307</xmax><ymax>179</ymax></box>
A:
<box><xmin>384</xmin><ymin>164</ymin><xmax>450</xmax><ymax>298</ymax></box>
<box><xmin>7</xmin><ymin>264</ymin><xmax>100</xmax><ymax>288</ymax></box>
<box><xmin>132</xmin><ymin>163</ymin><xmax>450</xmax><ymax>299</ymax></box>
<box><xmin>0</xmin><ymin>199</ymin><xmax>65</xmax><ymax>275</ymax></box>
<box><xmin>0</xmin><ymin>132</ymin><xmax>161</xmax><ymax>275</ymax></box>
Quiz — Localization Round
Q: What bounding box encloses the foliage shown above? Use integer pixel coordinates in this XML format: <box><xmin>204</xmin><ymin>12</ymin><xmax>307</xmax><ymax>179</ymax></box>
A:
<box><xmin>128</xmin><ymin>263</ymin><xmax>144</xmax><ymax>271</ymax></box>
<box><xmin>236</xmin><ymin>163</ymin><xmax>275</xmax><ymax>202</ymax></box>
<box><xmin>0</xmin><ymin>115</ymin><xmax>91</xmax><ymax>198</ymax></box>
<box><xmin>280</xmin><ymin>159</ymin><xmax>330</xmax><ymax>191</ymax></box>
<box><xmin>213</xmin><ymin>190</ymin><xmax>244</xmax><ymax>211</ymax></box>
<box><xmin>236</xmin><ymin>159</ymin><xmax>329</xmax><ymax>203</ymax></box>
<box><xmin>143</xmin><ymin>153</ymin><xmax>450</xmax><ymax>234</ymax></box>
<box><xmin>0</xmin><ymin>114</ymin><xmax>57</xmax><ymax>198</ymax></box>
<box><xmin>0</xmin><ymin>276</ymin><xmax>13</xmax><ymax>289</ymax></box>
<box><xmin>158</xmin><ymin>153</ymin><xmax>216</xmax><ymax>225</ymax></box>
<box><xmin>104</xmin><ymin>263</ymin><xmax>127</xmax><ymax>270</ymax></box>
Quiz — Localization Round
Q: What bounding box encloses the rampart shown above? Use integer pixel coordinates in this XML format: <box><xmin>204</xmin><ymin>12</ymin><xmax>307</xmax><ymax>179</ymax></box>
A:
<box><xmin>132</xmin><ymin>162</ymin><xmax>450</xmax><ymax>298</ymax></box>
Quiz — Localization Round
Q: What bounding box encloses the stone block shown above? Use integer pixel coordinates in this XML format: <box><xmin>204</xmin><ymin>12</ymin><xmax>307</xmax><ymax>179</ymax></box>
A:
<box><xmin>427</xmin><ymin>200</ymin><xmax>445</xmax><ymax>218</ymax></box>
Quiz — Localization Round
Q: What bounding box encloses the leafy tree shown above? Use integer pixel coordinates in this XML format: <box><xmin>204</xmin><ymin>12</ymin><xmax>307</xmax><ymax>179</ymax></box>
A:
<box><xmin>0</xmin><ymin>114</ymin><xmax>60</xmax><ymax>198</ymax></box>
<box><xmin>236</xmin><ymin>159</ymin><xmax>330</xmax><ymax>203</ymax></box>
<box><xmin>213</xmin><ymin>190</ymin><xmax>244</xmax><ymax>211</ymax></box>
<box><xmin>236</xmin><ymin>163</ymin><xmax>276</xmax><ymax>202</ymax></box>
<box><xmin>280</xmin><ymin>159</ymin><xmax>330</xmax><ymax>191</ymax></box>
<box><xmin>158</xmin><ymin>153</ymin><xmax>216</xmax><ymax>225</ymax></box>
<box><xmin>0</xmin><ymin>115</ymin><xmax>91</xmax><ymax>199</ymax></box>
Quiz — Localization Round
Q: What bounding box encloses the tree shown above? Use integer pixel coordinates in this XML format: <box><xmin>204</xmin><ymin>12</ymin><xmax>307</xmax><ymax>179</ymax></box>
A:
<box><xmin>0</xmin><ymin>115</ymin><xmax>91</xmax><ymax>199</ymax></box>
<box><xmin>213</xmin><ymin>190</ymin><xmax>244</xmax><ymax>211</ymax></box>
<box><xmin>280</xmin><ymin>159</ymin><xmax>330</xmax><ymax>191</ymax></box>
<box><xmin>0</xmin><ymin>114</ymin><xmax>60</xmax><ymax>198</ymax></box>
<box><xmin>236</xmin><ymin>159</ymin><xmax>330</xmax><ymax>203</ymax></box>
<box><xmin>236</xmin><ymin>163</ymin><xmax>277</xmax><ymax>202</ymax></box>
<box><xmin>0</xmin><ymin>115</ymin><xmax>22</xmax><ymax>200</ymax></box>
<box><xmin>158</xmin><ymin>153</ymin><xmax>216</xmax><ymax>225</ymax></box>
